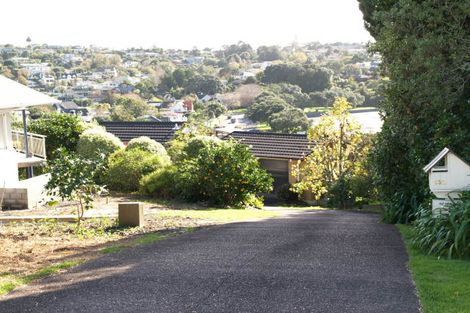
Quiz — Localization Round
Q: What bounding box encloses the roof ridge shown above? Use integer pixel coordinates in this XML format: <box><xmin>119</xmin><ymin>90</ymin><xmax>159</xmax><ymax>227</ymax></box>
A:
<box><xmin>230</xmin><ymin>131</ymin><xmax>308</xmax><ymax>137</ymax></box>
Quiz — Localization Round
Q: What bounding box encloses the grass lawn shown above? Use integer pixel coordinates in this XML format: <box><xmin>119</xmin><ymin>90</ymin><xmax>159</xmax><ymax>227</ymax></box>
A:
<box><xmin>228</xmin><ymin>108</ymin><xmax>247</xmax><ymax>114</ymax></box>
<box><xmin>304</xmin><ymin>107</ymin><xmax>329</xmax><ymax>113</ymax></box>
<box><xmin>157</xmin><ymin>208</ymin><xmax>281</xmax><ymax>222</ymax></box>
<box><xmin>397</xmin><ymin>225</ymin><xmax>470</xmax><ymax>313</ymax></box>
<box><xmin>304</xmin><ymin>106</ymin><xmax>378</xmax><ymax>113</ymax></box>
<box><xmin>256</xmin><ymin>122</ymin><xmax>272</xmax><ymax>131</ymax></box>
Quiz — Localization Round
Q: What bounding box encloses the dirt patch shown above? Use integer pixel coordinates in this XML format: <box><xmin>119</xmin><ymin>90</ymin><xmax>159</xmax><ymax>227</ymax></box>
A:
<box><xmin>0</xmin><ymin>213</ymin><xmax>215</xmax><ymax>279</ymax></box>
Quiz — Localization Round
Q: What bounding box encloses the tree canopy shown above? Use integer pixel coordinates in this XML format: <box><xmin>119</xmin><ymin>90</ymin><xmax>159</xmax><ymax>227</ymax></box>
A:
<box><xmin>262</xmin><ymin>64</ymin><xmax>332</xmax><ymax>93</ymax></box>
<box><xmin>358</xmin><ymin>0</ymin><xmax>470</xmax><ymax>222</ymax></box>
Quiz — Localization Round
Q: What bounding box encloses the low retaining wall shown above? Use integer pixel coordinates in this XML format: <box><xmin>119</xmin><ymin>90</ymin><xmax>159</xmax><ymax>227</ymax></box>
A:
<box><xmin>0</xmin><ymin>174</ymin><xmax>49</xmax><ymax>210</ymax></box>
<box><xmin>0</xmin><ymin>187</ymin><xmax>29</xmax><ymax>209</ymax></box>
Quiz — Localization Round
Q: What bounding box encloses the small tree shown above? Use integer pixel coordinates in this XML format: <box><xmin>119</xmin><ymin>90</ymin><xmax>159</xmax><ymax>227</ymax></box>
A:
<box><xmin>292</xmin><ymin>97</ymin><xmax>369</xmax><ymax>208</ymax></box>
<box><xmin>46</xmin><ymin>149</ymin><xmax>106</xmax><ymax>226</ymax></box>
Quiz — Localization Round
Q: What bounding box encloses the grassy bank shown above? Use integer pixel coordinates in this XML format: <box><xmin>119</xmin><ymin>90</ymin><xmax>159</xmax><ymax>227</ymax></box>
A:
<box><xmin>398</xmin><ymin>225</ymin><xmax>470</xmax><ymax>313</ymax></box>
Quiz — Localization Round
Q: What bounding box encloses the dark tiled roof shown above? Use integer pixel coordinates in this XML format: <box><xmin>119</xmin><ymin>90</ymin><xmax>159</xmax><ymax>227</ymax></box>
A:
<box><xmin>59</xmin><ymin>101</ymin><xmax>83</xmax><ymax>110</ymax></box>
<box><xmin>100</xmin><ymin>121</ymin><xmax>183</xmax><ymax>144</ymax></box>
<box><xmin>226</xmin><ymin>131</ymin><xmax>313</xmax><ymax>160</ymax></box>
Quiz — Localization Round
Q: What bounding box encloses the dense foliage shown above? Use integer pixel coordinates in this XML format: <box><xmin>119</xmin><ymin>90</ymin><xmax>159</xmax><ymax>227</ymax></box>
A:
<box><xmin>359</xmin><ymin>0</ymin><xmax>470</xmax><ymax>222</ymax></box>
<box><xmin>268</xmin><ymin>108</ymin><xmax>309</xmax><ymax>133</ymax></box>
<box><xmin>126</xmin><ymin>136</ymin><xmax>167</xmax><ymax>155</ymax></box>
<box><xmin>261</xmin><ymin>64</ymin><xmax>332</xmax><ymax>93</ymax></box>
<box><xmin>28</xmin><ymin>113</ymin><xmax>85</xmax><ymax>159</ymax></box>
<box><xmin>106</xmin><ymin>148</ymin><xmax>170</xmax><ymax>192</ymax></box>
<box><xmin>139</xmin><ymin>166</ymin><xmax>177</xmax><ymax>199</ymax></box>
<box><xmin>109</xmin><ymin>94</ymin><xmax>152</xmax><ymax>121</ymax></box>
<box><xmin>159</xmin><ymin>68</ymin><xmax>225</xmax><ymax>97</ymax></box>
<box><xmin>246</xmin><ymin>91</ymin><xmax>289</xmax><ymax>123</ymax></box>
<box><xmin>174</xmin><ymin>140</ymin><xmax>273</xmax><ymax>206</ymax></box>
<box><xmin>246</xmin><ymin>90</ymin><xmax>309</xmax><ymax>133</ymax></box>
<box><xmin>76</xmin><ymin>128</ymin><xmax>124</xmax><ymax>160</ymax></box>
<box><xmin>413</xmin><ymin>192</ymin><xmax>470</xmax><ymax>259</ymax></box>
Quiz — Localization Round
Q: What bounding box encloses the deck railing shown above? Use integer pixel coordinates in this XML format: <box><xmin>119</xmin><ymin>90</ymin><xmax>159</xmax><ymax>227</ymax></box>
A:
<box><xmin>11</xmin><ymin>130</ymin><xmax>47</xmax><ymax>159</ymax></box>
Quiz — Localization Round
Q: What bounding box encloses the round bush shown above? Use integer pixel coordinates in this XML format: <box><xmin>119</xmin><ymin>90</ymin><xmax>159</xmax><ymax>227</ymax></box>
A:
<box><xmin>139</xmin><ymin>166</ymin><xmax>177</xmax><ymax>198</ymax></box>
<box><xmin>77</xmin><ymin>128</ymin><xmax>124</xmax><ymax>160</ymax></box>
<box><xmin>106</xmin><ymin>149</ymin><xmax>171</xmax><ymax>192</ymax></box>
<box><xmin>184</xmin><ymin>136</ymin><xmax>222</xmax><ymax>159</ymax></box>
<box><xmin>126</xmin><ymin>136</ymin><xmax>167</xmax><ymax>156</ymax></box>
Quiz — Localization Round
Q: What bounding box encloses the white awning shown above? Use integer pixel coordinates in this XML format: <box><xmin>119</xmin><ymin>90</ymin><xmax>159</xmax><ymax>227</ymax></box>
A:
<box><xmin>0</xmin><ymin>75</ymin><xmax>59</xmax><ymax>111</ymax></box>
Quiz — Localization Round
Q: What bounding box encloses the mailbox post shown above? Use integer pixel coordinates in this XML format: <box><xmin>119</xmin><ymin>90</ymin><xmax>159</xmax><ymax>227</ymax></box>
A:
<box><xmin>423</xmin><ymin>147</ymin><xmax>470</xmax><ymax>215</ymax></box>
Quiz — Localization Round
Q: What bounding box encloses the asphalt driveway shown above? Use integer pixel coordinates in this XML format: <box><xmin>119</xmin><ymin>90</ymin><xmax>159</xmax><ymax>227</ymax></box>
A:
<box><xmin>0</xmin><ymin>209</ymin><xmax>420</xmax><ymax>313</ymax></box>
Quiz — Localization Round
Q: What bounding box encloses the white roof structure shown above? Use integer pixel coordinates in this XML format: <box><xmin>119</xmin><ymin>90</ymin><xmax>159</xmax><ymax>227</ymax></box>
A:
<box><xmin>0</xmin><ymin>75</ymin><xmax>59</xmax><ymax>111</ymax></box>
<box><xmin>423</xmin><ymin>147</ymin><xmax>450</xmax><ymax>173</ymax></box>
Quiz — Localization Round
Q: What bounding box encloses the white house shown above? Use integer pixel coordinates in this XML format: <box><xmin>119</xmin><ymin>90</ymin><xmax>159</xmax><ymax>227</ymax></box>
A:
<box><xmin>423</xmin><ymin>147</ymin><xmax>470</xmax><ymax>215</ymax></box>
<box><xmin>0</xmin><ymin>75</ymin><xmax>58</xmax><ymax>209</ymax></box>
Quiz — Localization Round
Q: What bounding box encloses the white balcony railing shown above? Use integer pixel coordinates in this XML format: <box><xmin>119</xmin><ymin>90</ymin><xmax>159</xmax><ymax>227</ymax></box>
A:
<box><xmin>11</xmin><ymin>130</ymin><xmax>47</xmax><ymax>159</ymax></box>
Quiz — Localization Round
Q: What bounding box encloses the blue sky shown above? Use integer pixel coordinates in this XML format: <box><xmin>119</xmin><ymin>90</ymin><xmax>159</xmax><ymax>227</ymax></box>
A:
<box><xmin>2</xmin><ymin>0</ymin><xmax>372</xmax><ymax>49</ymax></box>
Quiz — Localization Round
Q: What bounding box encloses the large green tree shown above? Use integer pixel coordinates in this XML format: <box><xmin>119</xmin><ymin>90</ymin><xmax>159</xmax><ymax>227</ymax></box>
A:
<box><xmin>358</xmin><ymin>0</ymin><xmax>470</xmax><ymax>222</ymax></box>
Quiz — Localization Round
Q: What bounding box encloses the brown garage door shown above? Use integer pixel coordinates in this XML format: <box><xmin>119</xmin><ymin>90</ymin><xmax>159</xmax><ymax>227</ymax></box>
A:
<box><xmin>259</xmin><ymin>159</ymin><xmax>289</xmax><ymax>192</ymax></box>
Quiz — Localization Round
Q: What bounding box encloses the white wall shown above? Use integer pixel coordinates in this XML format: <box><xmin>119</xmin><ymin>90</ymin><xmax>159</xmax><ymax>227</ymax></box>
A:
<box><xmin>0</xmin><ymin>112</ymin><xmax>13</xmax><ymax>150</ymax></box>
<box><xmin>0</xmin><ymin>113</ymin><xmax>18</xmax><ymax>187</ymax></box>
<box><xmin>429</xmin><ymin>152</ymin><xmax>470</xmax><ymax>198</ymax></box>
<box><xmin>0</xmin><ymin>150</ymin><xmax>19</xmax><ymax>187</ymax></box>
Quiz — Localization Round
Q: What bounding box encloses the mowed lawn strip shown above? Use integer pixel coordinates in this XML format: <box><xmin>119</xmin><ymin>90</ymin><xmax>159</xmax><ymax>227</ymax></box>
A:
<box><xmin>157</xmin><ymin>208</ymin><xmax>281</xmax><ymax>222</ymax></box>
<box><xmin>397</xmin><ymin>225</ymin><xmax>470</xmax><ymax>313</ymax></box>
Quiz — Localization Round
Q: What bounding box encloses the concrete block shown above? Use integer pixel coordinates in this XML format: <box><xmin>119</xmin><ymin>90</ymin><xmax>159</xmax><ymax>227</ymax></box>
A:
<box><xmin>118</xmin><ymin>202</ymin><xmax>144</xmax><ymax>227</ymax></box>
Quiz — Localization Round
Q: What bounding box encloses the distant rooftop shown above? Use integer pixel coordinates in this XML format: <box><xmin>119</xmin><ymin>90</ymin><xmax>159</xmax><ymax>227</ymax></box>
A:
<box><xmin>100</xmin><ymin>121</ymin><xmax>183</xmax><ymax>144</ymax></box>
<box><xmin>226</xmin><ymin>131</ymin><xmax>313</xmax><ymax>160</ymax></box>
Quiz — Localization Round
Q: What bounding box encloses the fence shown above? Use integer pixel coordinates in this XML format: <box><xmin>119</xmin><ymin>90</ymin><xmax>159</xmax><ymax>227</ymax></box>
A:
<box><xmin>11</xmin><ymin>130</ymin><xmax>46</xmax><ymax>159</ymax></box>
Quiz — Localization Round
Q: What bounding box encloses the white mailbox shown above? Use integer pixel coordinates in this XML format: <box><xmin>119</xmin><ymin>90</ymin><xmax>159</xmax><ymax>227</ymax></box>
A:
<box><xmin>423</xmin><ymin>147</ymin><xmax>470</xmax><ymax>215</ymax></box>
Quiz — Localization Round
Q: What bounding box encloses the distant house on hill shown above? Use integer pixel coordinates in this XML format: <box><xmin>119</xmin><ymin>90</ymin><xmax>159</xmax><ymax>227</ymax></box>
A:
<box><xmin>100</xmin><ymin>121</ymin><xmax>183</xmax><ymax>145</ymax></box>
<box><xmin>54</xmin><ymin>101</ymin><xmax>88</xmax><ymax>116</ymax></box>
<box><xmin>225</xmin><ymin>131</ymin><xmax>313</xmax><ymax>197</ymax></box>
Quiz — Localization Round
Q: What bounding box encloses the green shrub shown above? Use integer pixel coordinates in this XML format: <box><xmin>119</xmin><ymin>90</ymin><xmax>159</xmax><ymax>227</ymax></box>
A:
<box><xmin>126</xmin><ymin>136</ymin><xmax>167</xmax><ymax>155</ymax></box>
<box><xmin>139</xmin><ymin>166</ymin><xmax>177</xmax><ymax>198</ymax></box>
<box><xmin>77</xmin><ymin>128</ymin><xmax>124</xmax><ymax>160</ymax></box>
<box><xmin>184</xmin><ymin>136</ymin><xmax>221</xmax><ymax>159</ymax></box>
<box><xmin>412</xmin><ymin>192</ymin><xmax>470</xmax><ymax>259</ymax></box>
<box><xmin>106</xmin><ymin>149</ymin><xmax>171</xmax><ymax>192</ymax></box>
<box><xmin>167</xmin><ymin>135</ymin><xmax>221</xmax><ymax>163</ymax></box>
<box><xmin>28</xmin><ymin>113</ymin><xmax>86</xmax><ymax>159</ymax></box>
<box><xmin>175</xmin><ymin>140</ymin><xmax>273</xmax><ymax>206</ymax></box>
